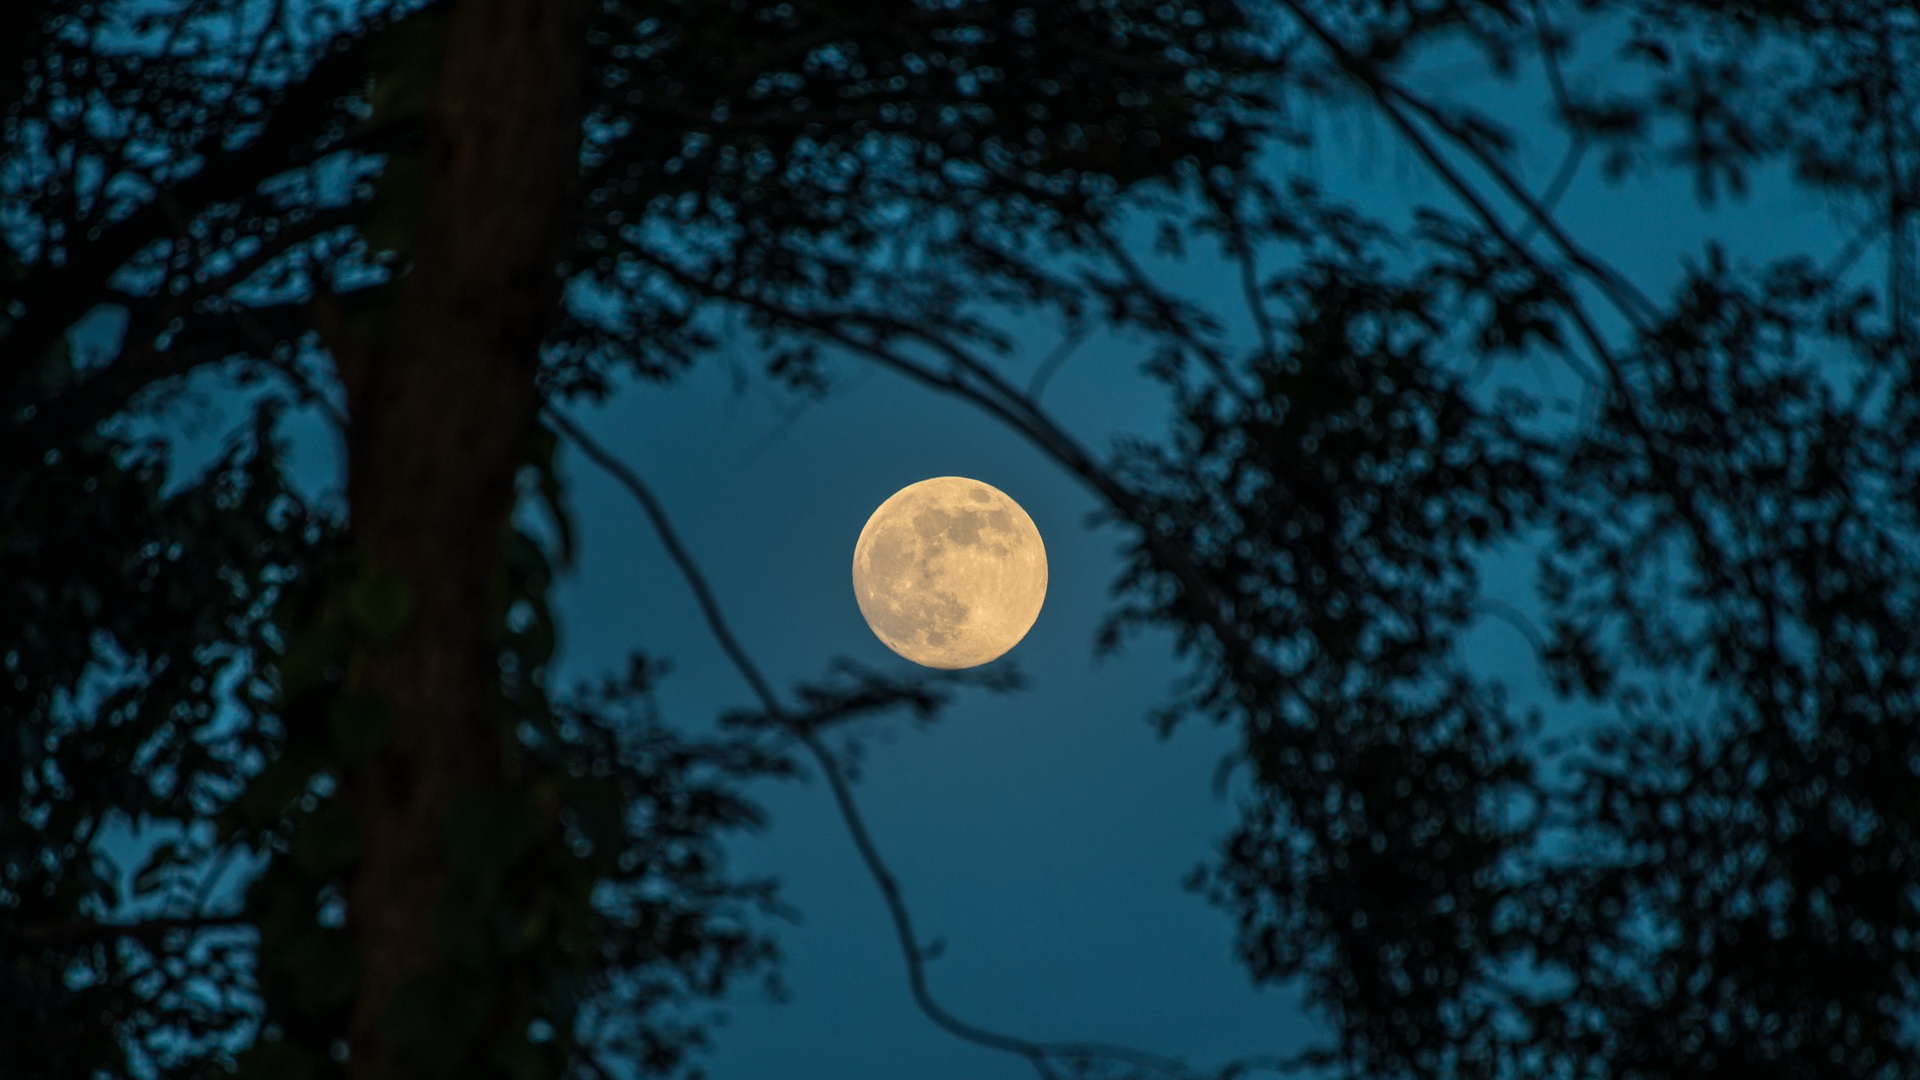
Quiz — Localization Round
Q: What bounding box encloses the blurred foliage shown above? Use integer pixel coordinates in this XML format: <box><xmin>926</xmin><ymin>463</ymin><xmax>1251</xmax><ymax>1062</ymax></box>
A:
<box><xmin>5</xmin><ymin>0</ymin><xmax>1920</xmax><ymax>1079</ymax></box>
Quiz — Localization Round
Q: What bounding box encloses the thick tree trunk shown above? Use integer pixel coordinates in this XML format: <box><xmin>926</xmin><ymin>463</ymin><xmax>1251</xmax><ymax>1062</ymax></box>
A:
<box><xmin>340</xmin><ymin>0</ymin><xmax>581</xmax><ymax>1075</ymax></box>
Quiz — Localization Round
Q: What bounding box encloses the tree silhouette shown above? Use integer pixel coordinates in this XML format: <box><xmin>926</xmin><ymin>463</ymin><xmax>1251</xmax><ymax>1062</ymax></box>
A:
<box><xmin>4</xmin><ymin>2</ymin><xmax>1917</xmax><ymax>1079</ymax></box>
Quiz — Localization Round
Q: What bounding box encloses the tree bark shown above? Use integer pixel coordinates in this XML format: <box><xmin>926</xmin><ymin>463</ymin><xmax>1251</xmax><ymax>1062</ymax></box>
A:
<box><xmin>340</xmin><ymin>0</ymin><xmax>581</xmax><ymax>1075</ymax></box>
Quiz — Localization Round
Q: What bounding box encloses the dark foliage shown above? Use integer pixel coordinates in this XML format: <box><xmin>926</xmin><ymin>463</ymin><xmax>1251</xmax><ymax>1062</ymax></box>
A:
<box><xmin>5</xmin><ymin>0</ymin><xmax>1918</xmax><ymax>1078</ymax></box>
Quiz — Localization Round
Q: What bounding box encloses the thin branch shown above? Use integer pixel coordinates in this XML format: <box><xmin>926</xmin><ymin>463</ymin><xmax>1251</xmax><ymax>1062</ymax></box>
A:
<box><xmin>549</xmin><ymin>408</ymin><xmax>1229</xmax><ymax>1080</ymax></box>
<box><xmin>1470</xmin><ymin>598</ymin><xmax>1549</xmax><ymax>664</ymax></box>
<box><xmin>1275</xmin><ymin>0</ymin><xmax>1799</xmax><ymax>729</ymax></box>
<box><xmin>1028</xmin><ymin>322</ymin><xmax>1091</xmax><ymax>402</ymax></box>
<box><xmin>1514</xmin><ymin>0</ymin><xmax>1588</xmax><ymax>249</ymax></box>
<box><xmin>141</xmin><ymin>199</ymin><xmax>360</xmax><ymax>431</ymax></box>
<box><xmin>1823</xmin><ymin>215</ymin><xmax>1887</xmax><ymax>284</ymax></box>
<box><xmin>623</xmin><ymin>250</ymin><xmax>1265</xmax><ymax>701</ymax></box>
<box><xmin>1197</xmin><ymin>173</ymin><xmax>1282</xmax><ymax>376</ymax></box>
<box><xmin>1081</xmin><ymin>220</ymin><xmax>1260</xmax><ymax>406</ymax></box>
<box><xmin>13</xmin><ymin>914</ymin><xmax>252</xmax><ymax>946</ymax></box>
<box><xmin>546</xmin><ymin>409</ymin><xmax>1050</xmax><ymax>1078</ymax></box>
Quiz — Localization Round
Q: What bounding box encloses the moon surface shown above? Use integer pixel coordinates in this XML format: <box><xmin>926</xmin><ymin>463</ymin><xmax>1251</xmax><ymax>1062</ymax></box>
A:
<box><xmin>852</xmin><ymin>477</ymin><xmax>1048</xmax><ymax>669</ymax></box>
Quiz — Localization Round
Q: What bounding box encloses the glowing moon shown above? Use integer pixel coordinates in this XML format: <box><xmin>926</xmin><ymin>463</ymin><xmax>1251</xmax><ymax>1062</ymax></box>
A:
<box><xmin>852</xmin><ymin>477</ymin><xmax>1047</xmax><ymax>669</ymax></box>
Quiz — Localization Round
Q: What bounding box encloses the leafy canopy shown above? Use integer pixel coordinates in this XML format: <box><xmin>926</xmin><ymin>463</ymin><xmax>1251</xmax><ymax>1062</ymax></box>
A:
<box><xmin>5</xmin><ymin>1</ymin><xmax>1919</xmax><ymax>1079</ymax></box>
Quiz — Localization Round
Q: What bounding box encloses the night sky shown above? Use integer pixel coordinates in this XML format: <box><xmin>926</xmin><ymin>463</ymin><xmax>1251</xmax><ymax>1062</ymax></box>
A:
<box><xmin>15</xmin><ymin>2</ymin><xmax>1913</xmax><ymax>1076</ymax></box>
<box><xmin>525</xmin><ymin>50</ymin><xmax>1850</xmax><ymax>1075</ymax></box>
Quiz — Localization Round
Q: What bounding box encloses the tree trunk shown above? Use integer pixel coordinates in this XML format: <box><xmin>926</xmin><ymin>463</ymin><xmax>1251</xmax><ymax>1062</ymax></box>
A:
<box><xmin>340</xmin><ymin>0</ymin><xmax>581</xmax><ymax>1074</ymax></box>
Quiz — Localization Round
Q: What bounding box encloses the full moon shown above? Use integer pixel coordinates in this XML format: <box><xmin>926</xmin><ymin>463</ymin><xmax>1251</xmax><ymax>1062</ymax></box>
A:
<box><xmin>851</xmin><ymin>476</ymin><xmax>1048</xmax><ymax>669</ymax></box>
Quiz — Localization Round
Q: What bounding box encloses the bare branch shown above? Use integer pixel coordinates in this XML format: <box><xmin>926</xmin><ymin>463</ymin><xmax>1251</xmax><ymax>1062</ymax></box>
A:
<box><xmin>549</xmin><ymin>408</ymin><xmax>1251</xmax><ymax>1080</ymax></box>
<box><xmin>1028</xmin><ymin>322</ymin><xmax>1090</xmax><ymax>402</ymax></box>
<box><xmin>12</xmin><ymin>914</ymin><xmax>252</xmax><ymax>946</ymax></box>
<box><xmin>622</xmin><ymin>250</ymin><xmax>1269</xmax><ymax>708</ymax></box>
<box><xmin>1278</xmin><ymin>0</ymin><xmax>1658</xmax><ymax>329</ymax></box>
<box><xmin>1512</xmin><ymin>2</ymin><xmax>1587</xmax><ymax>248</ymax></box>
<box><xmin>1274</xmin><ymin>0</ymin><xmax>1804</xmax><ymax>731</ymax></box>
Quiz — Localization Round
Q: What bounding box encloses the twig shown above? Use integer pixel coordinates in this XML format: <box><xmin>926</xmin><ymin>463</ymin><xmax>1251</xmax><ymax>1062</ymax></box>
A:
<box><xmin>13</xmin><ymin>914</ymin><xmax>252</xmax><ymax>946</ymax></box>
<box><xmin>1029</xmin><ymin>322</ymin><xmax>1091</xmax><ymax>402</ymax></box>
<box><xmin>1276</xmin><ymin>0</ymin><xmax>1796</xmax><ymax>731</ymax></box>
<box><xmin>1470</xmin><ymin>598</ymin><xmax>1549</xmax><ymax>664</ymax></box>
<box><xmin>621</xmin><ymin>249</ymin><xmax>1266</xmax><ymax>703</ymax></box>
<box><xmin>548</xmin><ymin>408</ymin><xmax>1226</xmax><ymax>1080</ymax></box>
<box><xmin>1514</xmin><ymin>0</ymin><xmax>1588</xmax><ymax>249</ymax></box>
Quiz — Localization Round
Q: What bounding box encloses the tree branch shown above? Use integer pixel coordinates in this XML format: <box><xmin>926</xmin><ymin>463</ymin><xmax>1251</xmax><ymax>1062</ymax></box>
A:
<box><xmin>622</xmin><ymin>250</ymin><xmax>1270</xmax><ymax>709</ymax></box>
<box><xmin>549</xmin><ymin>408</ymin><xmax>1244</xmax><ymax>1080</ymax></box>
<box><xmin>1513</xmin><ymin>1</ymin><xmax>1587</xmax><ymax>248</ymax></box>
<box><xmin>12</xmin><ymin>913</ymin><xmax>252</xmax><ymax>946</ymax></box>
<box><xmin>2</xmin><ymin>11</ymin><xmax>399</xmax><ymax>371</ymax></box>
<box><xmin>1275</xmin><ymin>0</ymin><xmax>1800</xmax><ymax>731</ymax></box>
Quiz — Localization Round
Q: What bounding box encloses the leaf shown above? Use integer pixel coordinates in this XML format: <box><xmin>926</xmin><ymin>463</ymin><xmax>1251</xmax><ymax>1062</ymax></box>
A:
<box><xmin>508</xmin><ymin>595</ymin><xmax>558</xmax><ymax>672</ymax></box>
<box><xmin>501</xmin><ymin>530</ymin><xmax>553</xmax><ymax>595</ymax></box>
<box><xmin>367</xmin><ymin>8</ymin><xmax>447</xmax><ymax>123</ymax></box>
<box><xmin>491</xmin><ymin>1032</ymin><xmax>558</xmax><ymax>1080</ymax></box>
<box><xmin>363</xmin><ymin>150</ymin><xmax>427</xmax><ymax>255</ymax></box>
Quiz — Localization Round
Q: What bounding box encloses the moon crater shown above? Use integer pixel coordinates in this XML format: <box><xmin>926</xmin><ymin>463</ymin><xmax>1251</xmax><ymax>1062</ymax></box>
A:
<box><xmin>852</xmin><ymin>477</ymin><xmax>1047</xmax><ymax>669</ymax></box>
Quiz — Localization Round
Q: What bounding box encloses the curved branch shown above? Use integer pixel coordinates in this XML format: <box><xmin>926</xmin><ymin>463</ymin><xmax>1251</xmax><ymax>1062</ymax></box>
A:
<box><xmin>622</xmin><ymin>250</ymin><xmax>1268</xmax><ymax>709</ymax></box>
<box><xmin>547</xmin><ymin>409</ymin><xmax>1067</xmax><ymax>1077</ymax></box>
<box><xmin>1513</xmin><ymin>0</ymin><xmax>1588</xmax><ymax>249</ymax></box>
<box><xmin>1470</xmin><ymin>598</ymin><xmax>1549</xmax><ymax>665</ymax></box>
<box><xmin>1028</xmin><ymin>322</ymin><xmax>1091</xmax><ymax>401</ymax></box>
<box><xmin>12</xmin><ymin>913</ymin><xmax>252</xmax><ymax>946</ymax></box>
<box><xmin>548</xmin><ymin>408</ymin><xmax>1241</xmax><ymax>1080</ymax></box>
<box><xmin>1079</xmin><ymin>219</ymin><xmax>1260</xmax><ymax>406</ymax></box>
<box><xmin>1275</xmin><ymin>0</ymin><xmax>1657</xmax><ymax>329</ymax></box>
<box><xmin>1274</xmin><ymin>0</ymin><xmax>1801</xmax><ymax>731</ymax></box>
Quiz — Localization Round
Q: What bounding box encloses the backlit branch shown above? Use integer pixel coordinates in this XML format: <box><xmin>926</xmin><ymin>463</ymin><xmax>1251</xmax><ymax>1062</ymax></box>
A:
<box><xmin>621</xmin><ymin>249</ymin><xmax>1270</xmax><ymax>707</ymax></box>
<box><xmin>547</xmin><ymin>408</ymin><xmax>1278</xmax><ymax>1080</ymax></box>
<box><xmin>1271</xmin><ymin>0</ymin><xmax>1757</xmax><ymax>580</ymax></box>
<box><xmin>11</xmin><ymin>914</ymin><xmax>251</xmax><ymax>946</ymax></box>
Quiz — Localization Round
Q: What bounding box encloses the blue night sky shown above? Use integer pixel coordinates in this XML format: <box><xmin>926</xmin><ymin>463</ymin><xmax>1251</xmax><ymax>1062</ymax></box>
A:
<box><xmin>530</xmin><ymin>42</ymin><xmax>1850</xmax><ymax>1075</ymax></box>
